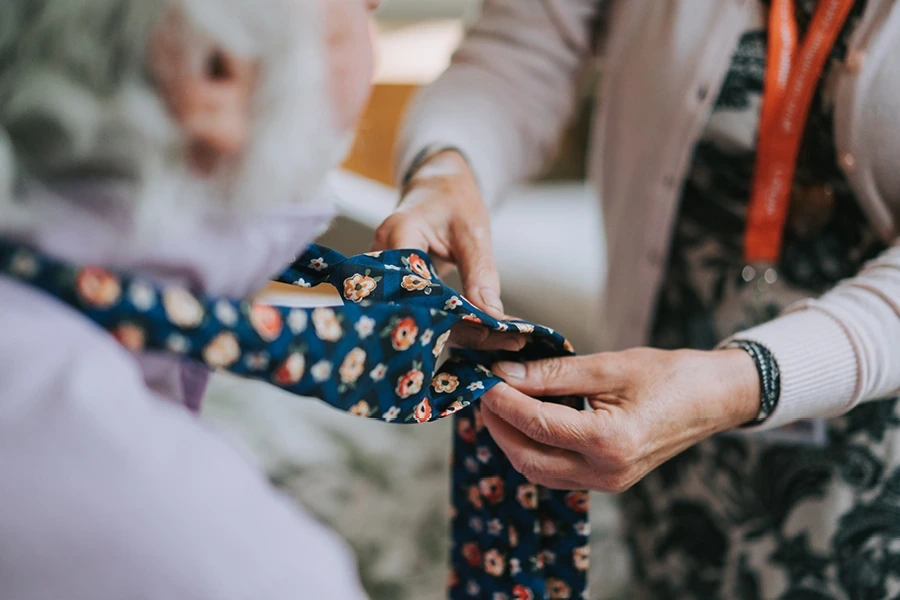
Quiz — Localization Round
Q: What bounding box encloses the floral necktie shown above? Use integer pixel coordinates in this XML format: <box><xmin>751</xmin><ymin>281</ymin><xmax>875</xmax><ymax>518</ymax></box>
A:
<box><xmin>0</xmin><ymin>239</ymin><xmax>590</xmax><ymax>600</ymax></box>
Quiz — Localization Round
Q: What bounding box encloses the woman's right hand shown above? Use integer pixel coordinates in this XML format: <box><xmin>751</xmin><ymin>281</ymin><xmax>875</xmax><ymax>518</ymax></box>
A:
<box><xmin>373</xmin><ymin>150</ymin><xmax>523</xmax><ymax>352</ymax></box>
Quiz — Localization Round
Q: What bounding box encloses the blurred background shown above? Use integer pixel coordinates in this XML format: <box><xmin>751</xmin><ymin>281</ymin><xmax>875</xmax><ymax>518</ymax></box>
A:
<box><xmin>204</xmin><ymin>1</ymin><xmax>627</xmax><ymax>598</ymax></box>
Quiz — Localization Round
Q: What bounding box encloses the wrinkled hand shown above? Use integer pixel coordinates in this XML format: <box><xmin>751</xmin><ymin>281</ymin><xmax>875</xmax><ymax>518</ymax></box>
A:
<box><xmin>373</xmin><ymin>150</ymin><xmax>523</xmax><ymax>352</ymax></box>
<box><xmin>480</xmin><ymin>348</ymin><xmax>761</xmax><ymax>493</ymax></box>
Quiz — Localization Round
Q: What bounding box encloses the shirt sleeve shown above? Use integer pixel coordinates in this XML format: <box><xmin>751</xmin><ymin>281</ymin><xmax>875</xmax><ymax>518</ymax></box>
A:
<box><xmin>728</xmin><ymin>241</ymin><xmax>900</xmax><ymax>431</ymax></box>
<box><xmin>395</xmin><ymin>0</ymin><xmax>605</xmax><ymax>206</ymax></box>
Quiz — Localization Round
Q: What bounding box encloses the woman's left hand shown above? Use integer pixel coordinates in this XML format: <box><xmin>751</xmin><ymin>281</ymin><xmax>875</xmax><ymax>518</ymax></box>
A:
<box><xmin>480</xmin><ymin>348</ymin><xmax>762</xmax><ymax>493</ymax></box>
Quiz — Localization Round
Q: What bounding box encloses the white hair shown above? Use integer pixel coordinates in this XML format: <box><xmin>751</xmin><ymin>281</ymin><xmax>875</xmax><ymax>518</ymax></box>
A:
<box><xmin>0</xmin><ymin>0</ymin><xmax>344</xmax><ymax>239</ymax></box>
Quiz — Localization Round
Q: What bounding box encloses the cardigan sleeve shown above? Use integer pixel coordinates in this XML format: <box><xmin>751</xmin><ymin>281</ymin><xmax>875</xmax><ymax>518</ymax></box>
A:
<box><xmin>731</xmin><ymin>241</ymin><xmax>900</xmax><ymax>431</ymax></box>
<box><xmin>395</xmin><ymin>0</ymin><xmax>604</xmax><ymax>206</ymax></box>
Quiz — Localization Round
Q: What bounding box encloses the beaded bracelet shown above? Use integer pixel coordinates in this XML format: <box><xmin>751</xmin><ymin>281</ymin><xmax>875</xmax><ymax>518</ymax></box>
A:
<box><xmin>727</xmin><ymin>340</ymin><xmax>781</xmax><ymax>424</ymax></box>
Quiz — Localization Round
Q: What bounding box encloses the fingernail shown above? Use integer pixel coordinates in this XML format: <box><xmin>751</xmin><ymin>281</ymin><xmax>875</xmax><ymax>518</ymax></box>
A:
<box><xmin>481</xmin><ymin>289</ymin><xmax>504</xmax><ymax>317</ymax></box>
<box><xmin>494</xmin><ymin>361</ymin><xmax>525</xmax><ymax>379</ymax></box>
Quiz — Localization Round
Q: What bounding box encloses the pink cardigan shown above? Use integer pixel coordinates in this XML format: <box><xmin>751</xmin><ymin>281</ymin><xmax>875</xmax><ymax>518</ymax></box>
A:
<box><xmin>396</xmin><ymin>0</ymin><xmax>900</xmax><ymax>431</ymax></box>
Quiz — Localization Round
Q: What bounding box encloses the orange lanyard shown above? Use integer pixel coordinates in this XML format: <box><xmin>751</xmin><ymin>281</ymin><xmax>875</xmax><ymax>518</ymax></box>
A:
<box><xmin>744</xmin><ymin>0</ymin><xmax>856</xmax><ymax>264</ymax></box>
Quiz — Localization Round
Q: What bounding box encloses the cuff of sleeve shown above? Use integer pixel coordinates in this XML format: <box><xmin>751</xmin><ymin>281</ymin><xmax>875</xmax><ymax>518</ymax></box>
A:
<box><xmin>724</xmin><ymin>307</ymin><xmax>860</xmax><ymax>431</ymax></box>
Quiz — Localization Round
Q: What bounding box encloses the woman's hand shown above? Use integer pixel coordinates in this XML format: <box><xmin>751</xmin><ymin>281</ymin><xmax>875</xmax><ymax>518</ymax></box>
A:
<box><xmin>373</xmin><ymin>150</ymin><xmax>503</xmax><ymax>317</ymax></box>
<box><xmin>479</xmin><ymin>348</ymin><xmax>761</xmax><ymax>493</ymax></box>
<box><xmin>374</xmin><ymin>150</ymin><xmax>523</xmax><ymax>352</ymax></box>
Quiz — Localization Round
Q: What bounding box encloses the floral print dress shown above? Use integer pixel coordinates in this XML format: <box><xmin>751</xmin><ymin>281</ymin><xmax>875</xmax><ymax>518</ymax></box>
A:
<box><xmin>625</xmin><ymin>1</ymin><xmax>900</xmax><ymax>598</ymax></box>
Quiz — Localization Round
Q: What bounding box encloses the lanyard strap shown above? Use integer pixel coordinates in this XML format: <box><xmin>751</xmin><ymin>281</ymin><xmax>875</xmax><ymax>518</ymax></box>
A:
<box><xmin>744</xmin><ymin>0</ymin><xmax>856</xmax><ymax>263</ymax></box>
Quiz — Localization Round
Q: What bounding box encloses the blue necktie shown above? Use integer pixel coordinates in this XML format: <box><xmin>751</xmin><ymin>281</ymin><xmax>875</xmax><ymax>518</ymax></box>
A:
<box><xmin>0</xmin><ymin>239</ymin><xmax>590</xmax><ymax>600</ymax></box>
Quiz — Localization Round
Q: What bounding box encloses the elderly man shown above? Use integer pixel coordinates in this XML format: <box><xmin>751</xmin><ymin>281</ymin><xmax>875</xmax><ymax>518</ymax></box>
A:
<box><xmin>0</xmin><ymin>0</ymin><xmax>379</xmax><ymax>598</ymax></box>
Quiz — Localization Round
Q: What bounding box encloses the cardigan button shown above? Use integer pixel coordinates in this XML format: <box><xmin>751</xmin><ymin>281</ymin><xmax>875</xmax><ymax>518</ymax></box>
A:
<box><xmin>845</xmin><ymin>49</ymin><xmax>865</xmax><ymax>73</ymax></box>
<box><xmin>838</xmin><ymin>152</ymin><xmax>857</xmax><ymax>174</ymax></box>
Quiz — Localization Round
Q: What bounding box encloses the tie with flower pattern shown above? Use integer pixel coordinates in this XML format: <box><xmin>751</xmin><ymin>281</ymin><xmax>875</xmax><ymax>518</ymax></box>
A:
<box><xmin>0</xmin><ymin>239</ymin><xmax>590</xmax><ymax>600</ymax></box>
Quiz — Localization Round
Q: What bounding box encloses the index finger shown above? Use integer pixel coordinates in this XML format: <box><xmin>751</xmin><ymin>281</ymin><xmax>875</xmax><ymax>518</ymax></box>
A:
<box><xmin>480</xmin><ymin>384</ymin><xmax>597</xmax><ymax>454</ymax></box>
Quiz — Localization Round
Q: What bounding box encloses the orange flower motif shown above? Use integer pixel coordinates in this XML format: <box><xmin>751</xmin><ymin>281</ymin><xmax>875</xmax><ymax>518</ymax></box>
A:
<box><xmin>162</xmin><ymin>288</ymin><xmax>205</xmax><ymax>328</ymax></box>
<box><xmin>433</xmin><ymin>330</ymin><xmax>451</xmax><ymax>358</ymax></box>
<box><xmin>401</xmin><ymin>274</ymin><xmax>429</xmax><ymax>292</ymax></box>
<box><xmin>249</xmin><ymin>304</ymin><xmax>283</xmax><ymax>341</ymax></box>
<box><xmin>478</xmin><ymin>476</ymin><xmax>505</xmax><ymax>504</ymax></box>
<box><xmin>112</xmin><ymin>323</ymin><xmax>145</xmax><ymax>352</ymax></box>
<box><xmin>349</xmin><ymin>400</ymin><xmax>371</xmax><ymax>417</ymax></box>
<box><xmin>509</xmin><ymin>526</ymin><xmax>519</xmax><ymax>548</ymax></box>
<box><xmin>343</xmin><ymin>273</ymin><xmax>377</xmax><ymax>302</ymax></box>
<box><xmin>440</xmin><ymin>400</ymin><xmax>465</xmax><ymax>418</ymax></box>
<box><xmin>431</xmin><ymin>372</ymin><xmax>459</xmax><ymax>394</ymax></box>
<box><xmin>413</xmin><ymin>398</ymin><xmax>432</xmax><ymax>423</ymax></box>
<box><xmin>565</xmin><ymin>491</ymin><xmax>589</xmax><ymax>514</ymax></box>
<box><xmin>391</xmin><ymin>317</ymin><xmax>419</xmax><ymax>351</ymax></box>
<box><xmin>467</xmin><ymin>485</ymin><xmax>483</xmax><ymax>509</ymax></box>
<box><xmin>517</xmin><ymin>484</ymin><xmax>538</xmax><ymax>510</ymax></box>
<box><xmin>563</xmin><ymin>339</ymin><xmax>575</xmax><ymax>354</ymax></box>
<box><xmin>483</xmin><ymin>549</ymin><xmax>506</xmax><ymax>577</ymax></box>
<box><xmin>312</xmin><ymin>307</ymin><xmax>342</xmax><ymax>342</ymax></box>
<box><xmin>461</xmin><ymin>542</ymin><xmax>482</xmax><ymax>567</ymax></box>
<box><xmin>339</xmin><ymin>347</ymin><xmax>367</xmax><ymax>384</ymax></box>
<box><xmin>75</xmin><ymin>267</ymin><xmax>121</xmax><ymax>308</ymax></box>
<box><xmin>273</xmin><ymin>353</ymin><xmax>305</xmax><ymax>385</ymax></box>
<box><xmin>547</xmin><ymin>578</ymin><xmax>571</xmax><ymax>599</ymax></box>
<box><xmin>456</xmin><ymin>418</ymin><xmax>477</xmax><ymax>444</ymax></box>
<box><xmin>461</xmin><ymin>314</ymin><xmax>481</xmax><ymax>324</ymax></box>
<box><xmin>395</xmin><ymin>369</ymin><xmax>424</xmax><ymax>399</ymax></box>
<box><xmin>512</xmin><ymin>585</ymin><xmax>534</xmax><ymax>600</ymax></box>
<box><xmin>203</xmin><ymin>332</ymin><xmax>240</xmax><ymax>369</ymax></box>
<box><xmin>407</xmin><ymin>253</ymin><xmax>432</xmax><ymax>280</ymax></box>
<box><xmin>573</xmin><ymin>545</ymin><xmax>590</xmax><ymax>571</ymax></box>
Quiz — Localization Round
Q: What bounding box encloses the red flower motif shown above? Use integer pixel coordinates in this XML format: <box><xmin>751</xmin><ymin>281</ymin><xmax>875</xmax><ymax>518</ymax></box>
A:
<box><xmin>461</xmin><ymin>314</ymin><xmax>481</xmax><ymax>324</ymax></box>
<box><xmin>112</xmin><ymin>323</ymin><xmax>145</xmax><ymax>352</ymax></box>
<box><xmin>467</xmin><ymin>485</ymin><xmax>483</xmax><ymax>509</ymax></box>
<box><xmin>391</xmin><ymin>317</ymin><xmax>419</xmax><ymax>351</ymax></box>
<box><xmin>565</xmin><ymin>491</ymin><xmax>589</xmax><ymax>514</ymax></box>
<box><xmin>461</xmin><ymin>542</ymin><xmax>482</xmax><ymax>567</ymax></box>
<box><xmin>407</xmin><ymin>253</ymin><xmax>432</xmax><ymax>280</ymax></box>
<box><xmin>478</xmin><ymin>476</ymin><xmax>505</xmax><ymax>504</ymax></box>
<box><xmin>395</xmin><ymin>369</ymin><xmax>424</xmax><ymax>399</ymax></box>
<box><xmin>413</xmin><ymin>398</ymin><xmax>432</xmax><ymax>423</ymax></box>
<box><xmin>273</xmin><ymin>353</ymin><xmax>306</xmax><ymax>385</ymax></box>
<box><xmin>517</xmin><ymin>484</ymin><xmax>538</xmax><ymax>510</ymax></box>
<box><xmin>75</xmin><ymin>267</ymin><xmax>121</xmax><ymax>308</ymax></box>
<box><xmin>249</xmin><ymin>304</ymin><xmax>283</xmax><ymax>342</ymax></box>
<box><xmin>456</xmin><ymin>418</ymin><xmax>477</xmax><ymax>444</ymax></box>
<box><xmin>512</xmin><ymin>584</ymin><xmax>534</xmax><ymax>600</ymax></box>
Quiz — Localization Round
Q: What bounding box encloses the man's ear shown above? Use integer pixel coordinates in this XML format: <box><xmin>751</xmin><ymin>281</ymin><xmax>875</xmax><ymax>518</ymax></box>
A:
<box><xmin>147</xmin><ymin>7</ymin><xmax>258</xmax><ymax>174</ymax></box>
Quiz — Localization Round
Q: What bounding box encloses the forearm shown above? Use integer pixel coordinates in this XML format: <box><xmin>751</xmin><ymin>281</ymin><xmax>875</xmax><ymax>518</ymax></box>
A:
<box><xmin>395</xmin><ymin>0</ymin><xmax>601</xmax><ymax>206</ymax></box>
<box><xmin>730</xmin><ymin>242</ymin><xmax>900</xmax><ymax>430</ymax></box>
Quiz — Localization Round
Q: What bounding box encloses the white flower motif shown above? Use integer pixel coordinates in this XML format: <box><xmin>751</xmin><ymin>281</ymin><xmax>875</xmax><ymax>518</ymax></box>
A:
<box><xmin>166</xmin><ymin>334</ymin><xmax>190</xmax><ymax>354</ymax></box>
<box><xmin>10</xmin><ymin>251</ymin><xmax>38</xmax><ymax>278</ymax></box>
<box><xmin>487</xmin><ymin>519</ymin><xmax>503</xmax><ymax>536</ymax></box>
<box><xmin>364</xmin><ymin>251</ymin><xmax>382</xmax><ymax>258</ymax></box>
<box><xmin>464</xmin><ymin>457</ymin><xmax>478</xmax><ymax>473</ymax></box>
<box><xmin>385</xmin><ymin>264</ymin><xmax>401</xmax><ymax>271</ymax></box>
<box><xmin>287</xmin><ymin>309</ymin><xmax>308</xmax><ymax>334</ymax></box>
<box><xmin>354</xmin><ymin>316</ymin><xmax>375</xmax><ymax>339</ymax></box>
<box><xmin>294</xmin><ymin>277</ymin><xmax>312</xmax><ymax>288</ymax></box>
<box><xmin>214</xmin><ymin>301</ymin><xmax>238</xmax><ymax>326</ymax></box>
<box><xmin>444</xmin><ymin>296</ymin><xmax>463</xmax><ymax>311</ymax></box>
<box><xmin>308</xmin><ymin>258</ymin><xmax>327</xmax><ymax>271</ymax></box>
<box><xmin>128</xmin><ymin>281</ymin><xmax>156</xmax><ymax>312</ymax></box>
<box><xmin>383</xmin><ymin>406</ymin><xmax>401</xmax><ymax>423</ymax></box>
<box><xmin>495</xmin><ymin>323</ymin><xmax>509</xmax><ymax>332</ymax></box>
<box><xmin>476</xmin><ymin>446</ymin><xmax>492</xmax><ymax>464</ymax></box>
<box><xmin>245</xmin><ymin>352</ymin><xmax>270</xmax><ymax>370</ymax></box>
<box><xmin>509</xmin><ymin>559</ymin><xmax>522</xmax><ymax>575</ymax></box>
<box><xmin>469</xmin><ymin>517</ymin><xmax>483</xmax><ymax>533</ymax></box>
<box><xmin>369</xmin><ymin>363</ymin><xmax>388</xmax><ymax>381</ymax></box>
<box><xmin>466</xmin><ymin>582</ymin><xmax>480</xmax><ymax>597</ymax></box>
<box><xmin>574</xmin><ymin>521</ymin><xmax>591</xmax><ymax>536</ymax></box>
<box><xmin>515</xmin><ymin>323</ymin><xmax>535</xmax><ymax>334</ymax></box>
<box><xmin>542</xmin><ymin>550</ymin><xmax>556</xmax><ymax>565</ymax></box>
<box><xmin>467</xmin><ymin>381</ymin><xmax>485</xmax><ymax>392</ymax></box>
<box><xmin>310</xmin><ymin>360</ymin><xmax>332</xmax><ymax>382</ymax></box>
<box><xmin>420</xmin><ymin>329</ymin><xmax>434</xmax><ymax>346</ymax></box>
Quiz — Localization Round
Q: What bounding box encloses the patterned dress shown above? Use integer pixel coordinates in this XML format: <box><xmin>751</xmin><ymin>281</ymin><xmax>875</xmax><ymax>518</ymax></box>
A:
<box><xmin>625</xmin><ymin>1</ymin><xmax>900</xmax><ymax>598</ymax></box>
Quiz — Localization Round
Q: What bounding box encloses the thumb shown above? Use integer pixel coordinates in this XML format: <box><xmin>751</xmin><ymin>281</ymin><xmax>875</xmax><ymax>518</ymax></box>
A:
<box><xmin>452</xmin><ymin>224</ymin><xmax>504</xmax><ymax>318</ymax></box>
<box><xmin>371</xmin><ymin>213</ymin><xmax>430</xmax><ymax>253</ymax></box>
<box><xmin>492</xmin><ymin>355</ymin><xmax>617</xmax><ymax>397</ymax></box>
